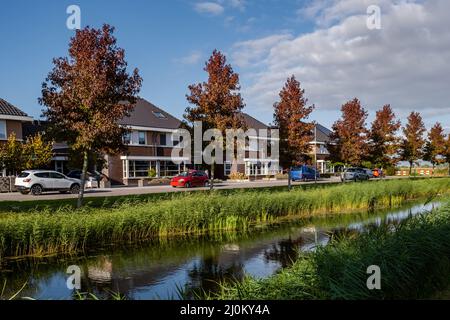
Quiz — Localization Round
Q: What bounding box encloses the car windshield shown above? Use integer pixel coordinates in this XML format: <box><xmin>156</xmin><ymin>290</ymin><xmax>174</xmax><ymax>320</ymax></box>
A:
<box><xmin>18</xmin><ymin>172</ymin><xmax>30</xmax><ymax>178</ymax></box>
<box><xmin>178</xmin><ymin>172</ymin><xmax>191</xmax><ymax>177</ymax></box>
<box><xmin>347</xmin><ymin>168</ymin><xmax>356</xmax><ymax>172</ymax></box>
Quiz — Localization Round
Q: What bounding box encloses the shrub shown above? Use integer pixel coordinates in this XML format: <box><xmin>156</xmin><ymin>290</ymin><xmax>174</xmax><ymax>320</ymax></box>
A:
<box><xmin>228</xmin><ymin>172</ymin><xmax>247</xmax><ymax>180</ymax></box>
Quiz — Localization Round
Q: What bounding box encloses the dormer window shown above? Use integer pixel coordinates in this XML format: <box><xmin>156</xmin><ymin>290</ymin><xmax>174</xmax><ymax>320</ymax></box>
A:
<box><xmin>153</xmin><ymin>111</ymin><xmax>167</xmax><ymax>119</ymax></box>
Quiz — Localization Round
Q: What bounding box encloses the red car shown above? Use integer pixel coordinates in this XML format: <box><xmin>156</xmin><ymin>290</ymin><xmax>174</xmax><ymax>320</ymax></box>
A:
<box><xmin>170</xmin><ymin>170</ymin><xmax>209</xmax><ymax>188</ymax></box>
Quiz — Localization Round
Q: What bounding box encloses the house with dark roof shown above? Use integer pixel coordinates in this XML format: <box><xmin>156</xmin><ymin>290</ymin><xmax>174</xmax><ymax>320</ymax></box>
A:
<box><xmin>104</xmin><ymin>98</ymin><xmax>189</xmax><ymax>185</ymax></box>
<box><xmin>224</xmin><ymin>113</ymin><xmax>280</xmax><ymax>178</ymax></box>
<box><xmin>309</xmin><ymin>123</ymin><xmax>335</xmax><ymax>174</ymax></box>
<box><xmin>0</xmin><ymin>98</ymin><xmax>33</xmax><ymax>142</ymax></box>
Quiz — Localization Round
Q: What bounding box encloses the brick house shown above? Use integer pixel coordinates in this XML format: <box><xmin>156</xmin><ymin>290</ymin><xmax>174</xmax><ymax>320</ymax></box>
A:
<box><xmin>103</xmin><ymin>98</ymin><xmax>189</xmax><ymax>185</ymax></box>
<box><xmin>308</xmin><ymin>123</ymin><xmax>335</xmax><ymax>174</ymax></box>
<box><xmin>225</xmin><ymin>113</ymin><xmax>280</xmax><ymax>179</ymax></box>
<box><xmin>0</xmin><ymin>98</ymin><xmax>33</xmax><ymax>176</ymax></box>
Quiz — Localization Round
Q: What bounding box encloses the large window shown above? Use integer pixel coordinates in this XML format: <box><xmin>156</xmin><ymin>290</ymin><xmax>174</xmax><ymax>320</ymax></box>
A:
<box><xmin>0</xmin><ymin>120</ymin><xmax>6</xmax><ymax>140</ymax></box>
<box><xmin>138</xmin><ymin>132</ymin><xmax>146</xmax><ymax>145</ymax></box>
<box><xmin>160</xmin><ymin>161</ymin><xmax>180</xmax><ymax>177</ymax></box>
<box><xmin>127</xmin><ymin>160</ymin><xmax>157</xmax><ymax>178</ymax></box>
<box><xmin>123</xmin><ymin>131</ymin><xmax>147</xmax><ymax>145</ymax></box>
<box><xmin>160</xmin><ymin>133</ymin><xmax>167</xmax><ymax>146</ymax></box>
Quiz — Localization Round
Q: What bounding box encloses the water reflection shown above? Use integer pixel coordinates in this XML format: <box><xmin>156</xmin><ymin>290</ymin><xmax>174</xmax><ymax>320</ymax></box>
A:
<box><xmin>0</xmin><ymin>201</ymin><xmax>441</xmax><ymax>300</ymax></box>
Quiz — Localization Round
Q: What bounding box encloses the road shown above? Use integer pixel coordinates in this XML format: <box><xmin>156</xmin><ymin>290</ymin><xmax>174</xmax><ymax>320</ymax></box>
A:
<box><xmin>0</xmin><ymin>177</ymin><xmax>345</xmax><ymax>202</ymax></box>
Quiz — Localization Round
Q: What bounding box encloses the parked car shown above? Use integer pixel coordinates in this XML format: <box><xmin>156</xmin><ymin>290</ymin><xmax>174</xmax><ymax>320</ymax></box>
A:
<box><xmin>372</xmin><ymin>168</ymin><xmax>384</xmax><ymax>178</ymax></box>
<box><xmin>67</xmin><ymin>169</ymin><xmax>102</xmax><ymax>187</ymax></box>
<box><xmin>290</xmin><ymin>165</ymin><xmax>319</xmax><ymax>181</ymax></box>
<box><xmin>340</xmin><ymin>167</ymin><xmax>370</xmax><ymax>182</ymax></box>
<box><xmin>363</xmin><ymin>168</ymin><xmax>374</xmax><ymax>179</ymax></box>
<box><xmin>15</xmin><ymin>170</ymin><xmax>81</xmax><ymax>196</ymax></box>
<box><xmin>170</xmin><ymin>171</ymin><xmax>209</xmax><ymax>188</ymax></box>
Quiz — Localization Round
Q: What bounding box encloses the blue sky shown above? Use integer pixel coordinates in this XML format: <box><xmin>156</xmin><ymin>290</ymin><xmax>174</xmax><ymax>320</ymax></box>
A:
<box><xmin>1</xmin><ymin>0</ymin><xmax>450</xmax><ymax>131</ymax></box>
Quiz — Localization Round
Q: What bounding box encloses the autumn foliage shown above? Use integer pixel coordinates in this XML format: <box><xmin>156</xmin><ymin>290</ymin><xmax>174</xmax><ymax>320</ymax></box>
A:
<box><xmin>369</xmin><ymin>104</ymin><xmax>401</xmax><ymax>168</ymax></box>
<box><xmin>185</xmin><ymin>50</ymin><xmax>245</xmax><ymax>132</ymax></box>
<box><xmin>273</xmin><ymin>75</ymin><xmax>314</xmax><ymax>168</ymax></box>
<box><xmin>40</xmin><ymin>24</ymin><xmax>142</xmax><ymax>206</ymax></box>
<box><xmin>401</xmin><ymin>112</ymin><xmax>426</xmax><ymax>174</ymax></box>
<box><xmin>328</xmin><ymin>98</ymin><xmax>368</xmax><ymax>166</ymax></box>
<box><xmin>424</xmin><ymin>122</ymin><xmax>446</xmax><ymax>168</ymax></box>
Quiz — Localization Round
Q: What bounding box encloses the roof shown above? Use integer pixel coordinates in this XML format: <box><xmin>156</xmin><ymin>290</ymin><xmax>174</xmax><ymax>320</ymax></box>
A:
<box><xmin>118</xmin><ymin>98</ymin><xmax>181</xmax><ymax>130</ymax></box>
<box><xmin>0</xmin><ymin>98</ymin><xmax>30</xmax><ymax>118</ymax></box>
<box><xmin>314</xmin><ymin>123</ymin><xmax>333</xmax><ymax>143</ymax></box>
<box><xmin>242</xmin><ymin>113</ymin><xmax>269</xmax><ymax>130</ymax></box>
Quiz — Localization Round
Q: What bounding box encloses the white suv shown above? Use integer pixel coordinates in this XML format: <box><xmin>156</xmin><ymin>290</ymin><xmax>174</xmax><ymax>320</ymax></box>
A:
<box><xmin>15</xmin><ymin>170</ymin><xmax>82</xmax><ymax>196</ymax></box>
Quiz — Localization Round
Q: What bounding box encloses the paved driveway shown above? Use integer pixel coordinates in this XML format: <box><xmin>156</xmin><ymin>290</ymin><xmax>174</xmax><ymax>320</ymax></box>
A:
<box><xmin>0</xmin><ymin>177</ymin><xmax>344</xmax><ymax>202</ymax></box>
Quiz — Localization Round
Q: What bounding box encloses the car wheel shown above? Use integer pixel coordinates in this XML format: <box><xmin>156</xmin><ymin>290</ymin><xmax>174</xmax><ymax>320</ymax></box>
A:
<box><xmin>185</xmin><ymin>182</ymin><xmax>191</xmax><ymax>188</ymax></box>
<box><xmin>70</xmin><ymin>184</ymin><xmax>80</xmax><ymax>194</ymax></box>
<box><xmin>204</xmin><ymin>181</ymin><xmax>209</xmax><ymax>187</ymax></box>
<box><xmin>31</xmin><ymin>184</ymin><xmax>43</xmax><ymax>196</ymax></box>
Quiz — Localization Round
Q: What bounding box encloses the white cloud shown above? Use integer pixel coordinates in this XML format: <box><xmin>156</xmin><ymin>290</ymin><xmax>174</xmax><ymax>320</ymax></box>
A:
<box><xmin>194</xmin><ymin>2</ymin><xmax>225</xmax><ymax>15</ymax></box>
<box><xmin>228</xmin><ymin>0</ymin><xmax>246</xmax><ymax>11</ymax></box>
<box><xmin>232</xmin><ymin>0</ymin><xmax>450</xmax><ymax>125</ymax></box>
<box><xmin>174</xmin><ymin>51</ymin><xmax>203</xmax><ymax>65</ymax></box>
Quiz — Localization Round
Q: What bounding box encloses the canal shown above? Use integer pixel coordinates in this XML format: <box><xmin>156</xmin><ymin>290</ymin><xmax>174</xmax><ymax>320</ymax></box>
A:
<box><xmin>0</xmin><ymin>200</ymin><xmax>441</xmax><ymax>300</ymax></box>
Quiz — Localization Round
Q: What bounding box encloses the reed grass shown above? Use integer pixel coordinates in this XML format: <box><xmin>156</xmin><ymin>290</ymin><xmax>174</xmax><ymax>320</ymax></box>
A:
<box><xmin>0</xmin><ymin>178</ymin><xmax>449</xmax><ymax>259</ymax></box>
<box><xmin>209</xmin><ymin>201</ymin><xmax>450</xmax><ymax>300</ymax></box>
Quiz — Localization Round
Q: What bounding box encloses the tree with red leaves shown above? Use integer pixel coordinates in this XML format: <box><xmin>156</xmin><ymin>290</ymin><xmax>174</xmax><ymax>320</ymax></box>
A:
<box><xmin>184</xmin><ymin>50</ymin><xmax>245</xmax><ymax>184</ymax></box>
<box><xmin>369</xmin><ymin>104</ymin><xmax>401</xmax><ymax>169</ymax></box>
<box><xmin>328</xmin><ymin>98</ymin><xmax>368</xmax><ymax>167</ymax></box>
<box><xmin>444</xmin><ymin>135</ymin><xmax>450</xmax><ymax>176</ymax></box>
<box><xmin>40</xmin><ymin>25</ymin><xmax>142</xmax><ymax>207</ymax></box>
<box><xmin>424</xmin><ymin>122</ymin><xmax>446</xmax><ymax>170</ymax></box>
<box><xmin>273</xmin><ymin>75</ymin><xmax>314</xmax><ymax>170</ymax></box>
<box><xmin>400</xmin><ymin>112</ymin><xmax>426</xmax><ymax>175</ymax></box>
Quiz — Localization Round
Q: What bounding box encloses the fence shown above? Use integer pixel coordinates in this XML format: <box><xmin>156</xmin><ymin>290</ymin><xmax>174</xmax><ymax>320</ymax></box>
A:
<box><xmin>0</xmin><ymin>176</ymin><xmax>17</xmax><ymax>193</ymax></box>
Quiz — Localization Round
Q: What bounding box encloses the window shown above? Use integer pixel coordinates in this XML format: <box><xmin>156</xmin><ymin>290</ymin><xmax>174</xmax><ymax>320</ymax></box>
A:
<box><xmin>18</xmin><ymin>172</ymin><xmax>30</xmax><ymax>178</ymax></box>
<box><xmin>124</xmin><ymin>131</ymin><xmax>147</xmax><ymax>145</ymax></box>
<box><xmin>160</xmin><ymin>161</ymin><xmax>180</xmax><ymax>177</ymax></box>
<box><xmin>153</xmin><ymin>111</ymin><xmax>167</xmax><ymax>119</ymax></box>
<box><xmin>0</xmin><ymin>120</ymin><xmax>6</xmax><ymax>139</ymax></box>
<box><xmin>160</xmin><ymin>133</ymin><xmax>167</xmax><ymax>146</ymax></box>
<box><xmin>50</xmin><ymin>172</ymin><xmax>65</xmax><ymax>179</ymax></box>
<box><xmin>126</xmin><ymin>160</ymin><xmax>157</xmax><ymax>178</ymax></box>
<box><xmin>35</xmin><ymin>172</ymin><xmax>50</xmax><ymax>178</ymax></box>
<box><xmin>123</xmin><ymin>132</ymin><xmax>131</xmax><ymax>145</ymax></box>
<box><xmin>224</xmin><ymin>162</ymin><xmax>232</xmax><ymax>176</ymax></box>
<box><xmin>138</xmin><ymin>131</ymin><xmax>146</xmax><ymax>145</ymax></box>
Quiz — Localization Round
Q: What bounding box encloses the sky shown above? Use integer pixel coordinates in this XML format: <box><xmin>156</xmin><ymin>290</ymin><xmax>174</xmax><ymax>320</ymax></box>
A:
<box><xmin>1</xmin><ymin>0</ymin><xmax>450</xmax><ymax>131</ymax></box>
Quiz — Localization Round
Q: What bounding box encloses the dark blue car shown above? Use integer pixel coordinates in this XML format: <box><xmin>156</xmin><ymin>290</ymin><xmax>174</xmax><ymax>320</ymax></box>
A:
<box><xmin>290</xmin><ymin>165</ymin><xmax>319</xmax><ymax>181</ymax></box>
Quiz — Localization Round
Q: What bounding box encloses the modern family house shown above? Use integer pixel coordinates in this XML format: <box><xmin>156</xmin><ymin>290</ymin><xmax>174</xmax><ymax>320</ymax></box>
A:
<box><xmin>308</xmin><ymin>123</ymin><xmax>335</xmax><ymax>174</ymax></box>
<box><xmin>224</xmin><ymin>113</ymin><xmax>280</xmax><ymax>179</ymax></box>
<box><xmin>0</xmin><ymin>98</ymin><xmax>33</xmax><ymax>176</ymax></box>
<box><xmin>103</xmin><ymin>98</ymin><xmax>189</xmax><ymax>185</ymax></box>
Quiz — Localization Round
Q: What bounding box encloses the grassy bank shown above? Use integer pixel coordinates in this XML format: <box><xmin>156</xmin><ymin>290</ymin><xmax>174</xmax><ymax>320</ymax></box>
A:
<box><xmin>210</xmin><ymin>201</ymin><xmax>450</xmax><ymax>300</ymax></box>
<box><xmin>0</xmin><ymin>178</ymin><xmax>449</xmax><ymax>259</ymax></box>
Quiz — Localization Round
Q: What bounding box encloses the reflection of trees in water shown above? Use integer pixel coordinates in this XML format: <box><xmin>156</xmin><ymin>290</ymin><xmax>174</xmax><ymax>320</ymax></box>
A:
<box><xmin>183</xmin><ymin>255</ymin><xmax>246</xmax><ymax>299</ymax></box>
<box><xmin>263</xmin><ymin>238</ymin><xmax>302</xmax><ymax>268</ymax></box>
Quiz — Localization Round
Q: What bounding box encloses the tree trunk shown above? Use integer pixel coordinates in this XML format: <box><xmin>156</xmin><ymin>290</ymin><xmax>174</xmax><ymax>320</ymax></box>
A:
<box><xmin>409</xmin><ymin>161</ymin><xmax>413</xmax><ymax>176</ymax></box>
<box><xmin>77</xmin><ymin>151</ymin><xmax>89</xmax><ymax>208</ymax></box>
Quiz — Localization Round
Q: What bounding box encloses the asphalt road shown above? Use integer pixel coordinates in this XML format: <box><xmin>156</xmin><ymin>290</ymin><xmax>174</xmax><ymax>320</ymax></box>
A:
<box><xmin>0</xmin><ymin>177</ymin><xmax>345</xmax><ymax>202</ymax></box>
